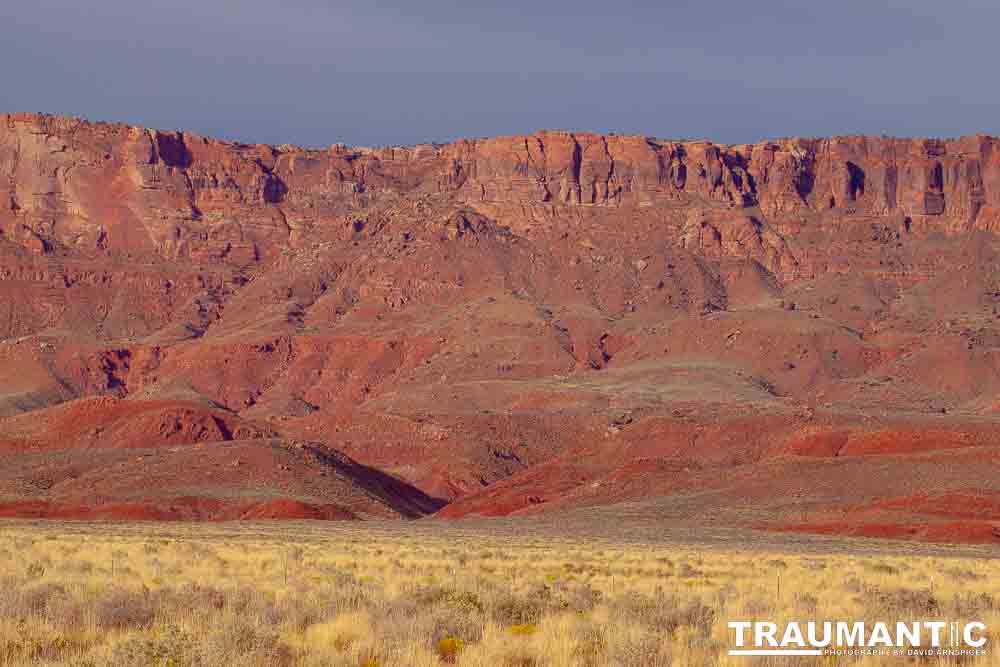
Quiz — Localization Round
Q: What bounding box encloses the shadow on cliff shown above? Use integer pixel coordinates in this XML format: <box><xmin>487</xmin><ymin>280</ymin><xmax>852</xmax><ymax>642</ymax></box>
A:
<box><xmin>155</xmin><ymin>131</ymin><xmax>193</xmax><ymax>169</ymax></box>
<box><xmin>303</xmin><ymin>443</ymin><xmax>447</xmax><ymax>518</ymax></box>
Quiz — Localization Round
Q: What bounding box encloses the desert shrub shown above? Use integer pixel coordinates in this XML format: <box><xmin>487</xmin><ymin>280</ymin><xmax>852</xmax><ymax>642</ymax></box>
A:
<box><xmin>500</xmin><ymin>652</ymin><xmax>538</xmax><ymax>667</ymax></box>
<box><xmin>93</xmin><ymin>588</ymin><xmax>157</xmax><ymax>630</ymax></box>
<box><xmin>324</xmin><ymin>572</ymin><xmax>375</xmax><ymax>612</ymax></box>
<box><xmin>571</xmin><ymin>618</ymin><xmax>608</xmax><ymax>664</ymax></box>
<box><xmin>177</xmin><ymin>541</ymin><xmax>215</xmax><ymax>560</ymax></box>
<box><xmin>436</xmin><ymin>635</ymin><xmax>465</xmax><ymax>663</ymax></box>
<box><xmin>864</xmin><ymin>561</ymin><xmax>900</xmax><ymax>575</ymax></box>
<box><xmin>0</xmin><ymin>575</ymin><xmax>20</xmax><ymax>615</ymax></box>
<box><xmin>865</xmin><ymin>586</ymin><xmax>939</xmax><ymax>617</ymax></box>
<box><xmin>795</xmin><ymin>592</ymin><xmax>819</xmax><ymax>613</ymax></box>
<box><xmin>607</xmin><ymin>634</ymin><xmax>669</xmax><ymax>667</ymax></box>
<box><xmin>0</xmin><ymin>624</ymin><xmax>88</xmax><ymax>663</ymax></box>
<box><xmin>412</xmin><ymin>585</ymin><xmax>485</xmax><ymax>614</ymax></box>
<box><xmin>428</xmin><ymin>605</ymin><xmax>486</xmax><ymax>644</ymax></box>
<box><xmin>25</xmin><ymin>560</ymin><xmax>47</xmax><ymax>580</ymax></box>
<box><xmin>670</xmin><ymin>600</ymin><xmax>715</xmax><ymax>636</ymax></box>
<box><xmin>843</xmin><ymin>575</ymin><xmax>864</xmax><ymax>593</ymax></box>
<box><xmin>493</xmin><ymin>591</ymin><xmax>546</xmax><ymax>626</ymax></box>
<box><xmin>108</xmin><ymin>624</ymin><xmax>195</xmax><ymax>667</ymax></box>
<box><xmin>946</xmin><ymin>567</ymin><xmax>983</xmax><ymax>581</ymax></box>
<box><xmin>20</xmin><ymin>582</ymin><xmax>71</xmax><ymax>617</ymax></box>
<box><xmin>259</xmin><ymin>598</ymin><xmax>286</xmax><ymax>627</ymax></box>
<box><xmin>560</xmin><ymin>581</ymin><xmax>603</xmax><ymax>613</ymax></box>
<box><xmin>198</xmin><ymin>616</ymin><xmax>293</xmax><ymax>666</ymax></box>
<box><xmin>952</xmin><ymin>592</ymin><xmax>997</xmax><ymax>617</ymax></box>
<box><xmin>277</xmin><ymin>594</ymin><xmax>322</xmax><ymax>632</ymax></box>
<box><xmin>368</xmin><ymin>597</ymin><xmax>430</xmax><ymax>648</ymax></box>
<box><xmin>168</xmin><ymin>583</ymin><xmax>228</xmax><ymax>614</ymax></box>
<box><xmin>221</xmin><ymin>585</ymin><xmax>267</xmax><ymax>616</ymax></box>
<box><xmin>611</xmin><ymin>593</ymin><xmax>715</xmax><ymax>636</ymax></box>
<box><xmin>372</xmin><ymin>588</ymin><xmax>487</xmax><ymax>649</ymax></box>
<box><xmin>677</xmin><ymin>562</ymin><xmax>702</xmax><ymax>578</ymax></box>
<box><xmin>713</xmin><ymin>584</ymin><xmax>737</xmax><ymax>612</ymax></box>
<box><xmin>738</xmin><ymin>593</ymin><xmax>775</xmax><ymax>619</ymax></box>
<box><xmin>37</xmin><ymin>586</ymin><xmax>86</xmax><ymax>628</ymax></box>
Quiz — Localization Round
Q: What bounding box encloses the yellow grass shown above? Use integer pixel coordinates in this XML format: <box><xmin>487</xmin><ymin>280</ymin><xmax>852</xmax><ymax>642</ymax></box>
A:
<box><xmin>0</xmin><ymin>521</ymin><xmax>996</xmax><ymax>666</ymax></box>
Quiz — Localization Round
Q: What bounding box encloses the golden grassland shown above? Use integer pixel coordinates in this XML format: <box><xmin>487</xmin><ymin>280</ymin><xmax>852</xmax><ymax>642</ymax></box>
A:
<box><xmin>0</xmin><ymin>521</ymin><xmax>997</xmax><ymax>666</ymax></box>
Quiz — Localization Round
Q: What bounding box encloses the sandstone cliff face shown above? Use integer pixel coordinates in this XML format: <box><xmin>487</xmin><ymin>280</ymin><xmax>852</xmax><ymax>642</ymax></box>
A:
<box><xmin>3</xmin><ymin>113</ymin><xmax>999</xmax><ymax>266</ymax></box>
<box><xmin>442</xmin><ymin>131</ymin><xmax>1000</xmax><ymax>232</ymax></box>
<box><xmin>2</xmin><ymin>113</ymin><xmax>1000</xmax><ymax>537</ymax></box>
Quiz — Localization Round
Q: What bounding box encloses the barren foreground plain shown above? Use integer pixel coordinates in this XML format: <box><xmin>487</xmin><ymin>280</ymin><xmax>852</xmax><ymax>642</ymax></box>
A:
<box><xmin>0</xmin><ymin>516</ymin><xmax>997</xmax><ymax>667</ymax></box>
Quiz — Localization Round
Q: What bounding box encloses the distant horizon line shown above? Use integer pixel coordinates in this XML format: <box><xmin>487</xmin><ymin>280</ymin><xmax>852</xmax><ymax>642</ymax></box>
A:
<box><xmin>5</xmin><ymin>109</ymin><xmax>997</xmax><ymax>153</ymax></box>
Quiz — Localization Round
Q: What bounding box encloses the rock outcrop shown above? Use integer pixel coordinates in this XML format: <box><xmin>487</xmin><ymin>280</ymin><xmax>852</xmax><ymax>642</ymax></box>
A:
<box><xmin>1</xmin><ymin>112</ymin><xmax>999</xmax><ymax>541</ymax></box>
<box><xmin>3</xmin><ymin>114</ymin><xmax>1000</xmax><ymax>264</ymax></box>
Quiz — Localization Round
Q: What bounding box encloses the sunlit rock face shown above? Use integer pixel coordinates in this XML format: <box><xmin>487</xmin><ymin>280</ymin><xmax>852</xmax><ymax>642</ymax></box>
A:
<box><xmin>1</xmin><ymin>113</ymin><xmax>999</xmax><ymax>539</ymax></box>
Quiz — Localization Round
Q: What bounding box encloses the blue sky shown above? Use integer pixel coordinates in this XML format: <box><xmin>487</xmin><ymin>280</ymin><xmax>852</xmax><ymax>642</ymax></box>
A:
<box><xmin>4</xmin><ymin>1</ymin><xmax>998</xmax><ymax>146</ymax></box>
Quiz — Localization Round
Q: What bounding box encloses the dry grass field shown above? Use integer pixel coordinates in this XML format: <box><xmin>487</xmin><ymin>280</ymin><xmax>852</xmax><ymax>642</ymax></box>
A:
<box><xmin>0</xmin><ymin>519</ymin><xmax>997</xmax><ymax>667</ymax></box>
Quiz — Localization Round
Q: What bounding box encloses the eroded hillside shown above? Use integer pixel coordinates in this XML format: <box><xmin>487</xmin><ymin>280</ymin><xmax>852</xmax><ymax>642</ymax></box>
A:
<box><xmin>1</xmin><ymin>113</ymin><xmax>999</xmax><ymax>540</ymax></box>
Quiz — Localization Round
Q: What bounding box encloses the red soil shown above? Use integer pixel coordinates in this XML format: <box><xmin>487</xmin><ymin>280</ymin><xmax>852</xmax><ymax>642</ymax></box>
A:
<box><xmin>770</xmin><ymin>521</ymin><xmax>1000</xmax><ymax>545</ymax></box>
<box><xmin>0</xmin><ymin>397</ymin><xmax>272</xmax><ymax>452</ymax></box>
<box><xmin>0</xmin><ymin>497</ymin><xmax>356</xmax><ymax>521</ymax></box>
<box><xmin>868</xmin><ymin>492</ymin><xmax>1000</xmax><ymax>520</ymax></box>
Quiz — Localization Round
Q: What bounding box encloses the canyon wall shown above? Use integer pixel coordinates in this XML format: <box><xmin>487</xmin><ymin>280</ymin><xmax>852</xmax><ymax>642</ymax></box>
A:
<box><xmin>2</xmin><ymin>113</ymin><xmax>1000</xmax><ymax>538</ymax></box>
<box><xmin>3</xmin><ymin>113</ymin><xmax>999</xmax><ymax>266</ymax></box>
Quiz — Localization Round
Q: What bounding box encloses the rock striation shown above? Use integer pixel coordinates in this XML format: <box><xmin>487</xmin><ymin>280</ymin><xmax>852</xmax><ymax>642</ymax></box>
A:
<box><xmin>1</xmin><ymin>113</ymin><xmax>999</xmax><ymax>541</ymax></box>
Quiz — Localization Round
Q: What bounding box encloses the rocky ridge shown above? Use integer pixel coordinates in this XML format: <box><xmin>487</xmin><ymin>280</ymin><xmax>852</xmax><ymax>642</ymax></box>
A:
<box><xmin>0</xmin><ymin>113</ymin><xmax>999</xmax><ymax>540</ymax></box>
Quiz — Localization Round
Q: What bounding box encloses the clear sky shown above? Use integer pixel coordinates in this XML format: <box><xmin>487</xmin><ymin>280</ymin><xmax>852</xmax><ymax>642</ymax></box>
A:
<box><xmin>4</xmin><ymin>1</ymin><xmax>998</xmax><ymax>147</ymax></box>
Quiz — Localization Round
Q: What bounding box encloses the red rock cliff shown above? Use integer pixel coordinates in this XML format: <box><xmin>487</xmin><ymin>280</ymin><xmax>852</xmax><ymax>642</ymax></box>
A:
<box><xmin>3</xmin><ymin>114</ymin><xmax>999</xmax><ymax>264</ymax></box>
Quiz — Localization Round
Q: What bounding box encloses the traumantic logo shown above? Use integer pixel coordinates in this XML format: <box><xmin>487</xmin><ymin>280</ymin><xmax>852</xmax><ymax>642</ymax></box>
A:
<box><xmin>728</xmin><ymin>621</ymin><xmax>989</xmax><ymax>657</ymax></box>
